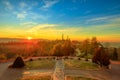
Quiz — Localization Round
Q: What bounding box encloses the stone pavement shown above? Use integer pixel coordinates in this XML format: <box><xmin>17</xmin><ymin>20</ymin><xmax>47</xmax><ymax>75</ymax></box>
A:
<box><xmin>53</xmin><ymin>59</ymin><xmax>65</xmax><ymax>80</ymax></box>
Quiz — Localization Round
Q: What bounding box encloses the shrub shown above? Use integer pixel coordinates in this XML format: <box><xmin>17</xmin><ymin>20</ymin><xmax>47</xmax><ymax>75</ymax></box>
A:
<box><xmin>9</xmin><ymin>56</ymin><xmax>25</xmax><ymax>68</ymax></box>
<box><xmin>112</xmin><ymin>48</ymin><xmax>118</xmax><ymax>60</ymax></box>
<box><xmin>0</xmin><ymin>54</ymin><xmax>7</xmax><ymax>60</ymax></box>
<box><xmin>92</xmin><ymin>47</ymin><xmax>110</xmax><ymax>68</ymax></box>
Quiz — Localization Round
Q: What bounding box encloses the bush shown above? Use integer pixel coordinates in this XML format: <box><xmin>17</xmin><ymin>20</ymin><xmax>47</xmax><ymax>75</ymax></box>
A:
<box><xmin>9</xmin><ymin>56</ymin><xmax>25</xmax><ymax>68</ymax></box>
<box><xmin>0</xmin><ymin>54</ymin><xmax>7</xmax><ymax>60</ymax></box>
<box><xmin>112</xmin><ymin>48</ymin><xmax>118</xmax><ymax>60</ymax></box>
<box><xmin>92</xmin><ymin>47</ymin><xmax>110</xmax><ymax>68</ymax></box>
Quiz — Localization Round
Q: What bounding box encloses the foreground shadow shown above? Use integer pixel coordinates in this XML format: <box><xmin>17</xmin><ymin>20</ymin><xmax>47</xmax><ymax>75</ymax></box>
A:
<box><xmin>0</xmin><ymin>68</ymin><xmax>24</xmax><ymax>80</ymax></box>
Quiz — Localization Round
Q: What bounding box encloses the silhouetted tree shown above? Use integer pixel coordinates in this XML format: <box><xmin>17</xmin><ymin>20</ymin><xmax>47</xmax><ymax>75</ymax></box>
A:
<box><xmin>92</xmin><ymin>47</ymin><xmax>101</xmax><ymax>64</ymax></box>
<box><xmin>9</xmin><ymin>56</ymin><xmax>25</xmax><ymax>68</ymax></box>
<box><xmin>90</xmin><ymin>37</ymin><xmax>99</xmax><ymax>54</ymax></box>
<box><xmin>92</xmin><ymin>47</ymin><xmax>110</xmax><ymax>68</ymax></box>
<box><xmin>112</xmin><ymin>48</ymin><xmax>118</xmax><ymax>60</ymax></box>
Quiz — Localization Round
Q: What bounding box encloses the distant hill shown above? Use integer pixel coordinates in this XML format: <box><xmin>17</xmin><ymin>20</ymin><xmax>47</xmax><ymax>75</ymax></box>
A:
<box><xmin>0</xmin><ymin>38</ymin><xmax>120</xmax><ymax>48</ymax></box>
<box><xmin>0</xmin><ymin>38</ymin><xmax>23</xmax><ymax>42</ymax></box>
<box><xmin>101</xmin><ymin>42</ymin><xmax>120</xmax><ymax>48</ymax></box>
<box><xmin>0</xmin><ymin>38</ymin><xmax>48</xmax><ymax>43</ymax></box>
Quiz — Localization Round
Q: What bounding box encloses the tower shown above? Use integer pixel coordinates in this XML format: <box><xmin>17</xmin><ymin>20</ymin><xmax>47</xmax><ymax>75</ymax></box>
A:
<box><xmin>62</xmin><ymin>33</ymin><xmax>64</xmax><ymax>40</ymax></box>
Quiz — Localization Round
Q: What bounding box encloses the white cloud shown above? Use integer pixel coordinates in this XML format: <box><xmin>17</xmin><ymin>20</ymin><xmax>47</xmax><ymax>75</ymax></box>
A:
<box><xmin>86</xmin><ymin>17</ymin><xmax>109</xmax><ymax>22</ymax></box>
<box><xmin>84</xmin><ymin>15</ymin><xmax>120</xmax><ymax>24</ymax></box>
<box><xmin>41</xmin><ymin>0</ymin><xmax>59</xmax><ymax>10</ymax></box>
<box><xmin>19</xmin><ymin>2</ymin><xmax>38</xmax><ymax>10</ymax></box>
<box><xmin>19</xmin><ymin>2</ymin><xmax>27</xmax><ymax>8</ymax></box>
<box><xmin>2</xmin><ymin>1</ymin><xmax>51</xmax><ymax>21</ymax></box>
<box><xmin>17</xmin><ymin>11</ymin><xmax>27</xmax><ymax>19</ymax></box>
<box><xmin>27</xmin><ymin>24</ymin><xmax>81</xmax><ymax>37</ymax></box>
<box><xmin>20</xmin><ymin>22</ymin><xmax>38</xmax><ymax>26</ymax></box>
<box><xmin>3</xmin><ymin>1</ymin><xmax>13</xmax><ymax>10</ymax></box>
<box><xmin>31</xmin><ymin>2</ymin><xmax>38</xmax><ymax>6</ymax></box>
<box><xmin>29</xmin><ymin>12</ymin><xmax>51</xmax><ymax>20</ymax></box>
<box><xmin>74</xmin><ymin>14</ymin><xmax>120</xmax><ymax>25</ymax></box>
<box><xmin>26</xmin><ymin>16</ymin><xmax>120</xmax><ymax>37</ymax></box>
<box><xmin>16</xmin><ymin>10</ymin><xmax>50</xmax><ymax>20</ymax></box>
<box><xmin>28</xmin><ymin>24</ymin><xmax>58</xmax><ymax>32</ymax></box>
<box><xmin>30</xmin><ymin>13</ymin><xmax>43</xmax><ymax>20</ymax></box>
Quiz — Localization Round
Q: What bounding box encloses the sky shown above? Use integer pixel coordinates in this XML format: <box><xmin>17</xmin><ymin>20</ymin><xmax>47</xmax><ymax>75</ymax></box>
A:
<box><xmin>0</xmin><ymin>0</ymin><xmax>120</xmax><ymax>42</ymax></box>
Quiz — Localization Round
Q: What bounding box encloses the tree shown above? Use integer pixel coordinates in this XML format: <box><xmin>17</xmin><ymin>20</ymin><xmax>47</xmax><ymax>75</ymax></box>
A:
<box><xmin>80</xmin><ymin>39</ymin><xmax>90</xmax><ymax>56</ymax></box>
<box><xmin>92</xmin><ymin>47</ymin><xmax>110</xmax><ymax>68</ymax></box>
<box><xmin>51</xmin><ymin>39</ymin><xmax>75</xmax><ymax>56</ymax></box>
<box><xmin>51</xmin><ymin>43</ymin><xmax>63</xmax><ymax>56</ymax></box>
<box><xmin>61</xmin><ymin>40</ymin><xmax>75</xmax><ymax>56</ymax></box>
<box><xmin>112</xmin><ymin>48</ymin><xmax>118</xmax><ymax>60</ymax></box>
<box><xmin>90</xmin><ymin>37</ymin><xmax>99</xmax><ymax>54</ymax></box>
<box><xmin>9</xmin><ymin>56</ymin><xmax>25</xmax><ymax>68</ymax></box>
<box><xmin>92</xmin><ymin>47</ymin><xmax>101</xmax><ymax>64</ymax></box>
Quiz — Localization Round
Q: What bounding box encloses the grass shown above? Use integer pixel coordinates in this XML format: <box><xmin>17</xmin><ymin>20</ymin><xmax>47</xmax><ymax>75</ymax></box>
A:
<box><xmin>64</xmin><ymin>59</ymin><xmax>99</xmax><ymax>70</ymax></box>
<box><xmin>66</xmin><ymin>76</ymin><xmax>97</xmax><ymax>80</ymax></box>
<box><xmin>18</xmin><ymin>76</ymin><xmax>52</xmax><ymax>80</ymax></box>
<box><xmin>25</xmin><ymin>59</ymin><xmax>55</xmax><ymax>69</ymax></box>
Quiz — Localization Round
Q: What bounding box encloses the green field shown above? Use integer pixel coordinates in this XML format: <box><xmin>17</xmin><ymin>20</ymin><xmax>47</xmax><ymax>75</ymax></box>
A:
<box><xmin>66</xmin><ymin>76</ymin><xmax>97</xmax><ymax>80</ymax></box>
<box><xmin>64</xmin><ymin>59</ymin><xmax>99</xmax><ymax>70</ymax></box>
<box><xmin>18</xmin><ymin>76</ymin><xmax>52</xmax><ymax>80</ymax></box>
<box><xmin>25</xmin><ymin>59</ymin><xmax>55</xmax><ymax>69</ymax></box>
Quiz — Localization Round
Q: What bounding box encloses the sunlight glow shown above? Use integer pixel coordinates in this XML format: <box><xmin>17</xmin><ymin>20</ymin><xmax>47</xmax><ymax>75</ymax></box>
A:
<box><xmin>27</xmin><ymin>37</ymin><xmax>32</xmax><ymax>40</ymax></box>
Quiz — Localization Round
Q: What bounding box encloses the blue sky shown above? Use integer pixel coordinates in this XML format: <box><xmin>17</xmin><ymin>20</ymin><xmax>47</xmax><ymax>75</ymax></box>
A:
<box><xmin>0</xmin><ymin>0</ymin><xmax>120</xmax><ymax>41</ymax></box>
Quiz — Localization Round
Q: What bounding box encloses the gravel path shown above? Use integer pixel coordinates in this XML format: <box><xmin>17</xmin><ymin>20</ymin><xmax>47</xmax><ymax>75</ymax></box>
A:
<box><xmin>53</xmin><ymin>59</ymin><xmax>65</xmax><ymax>80</ymax></box>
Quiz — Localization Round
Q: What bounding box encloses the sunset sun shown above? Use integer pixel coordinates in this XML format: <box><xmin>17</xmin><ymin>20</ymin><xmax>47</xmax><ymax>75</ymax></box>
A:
<box><xmin>27</xmin><ymin>37</ymin><xmax>32</xmax><ymax>40</ymax></box>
